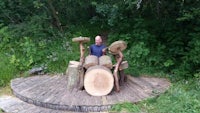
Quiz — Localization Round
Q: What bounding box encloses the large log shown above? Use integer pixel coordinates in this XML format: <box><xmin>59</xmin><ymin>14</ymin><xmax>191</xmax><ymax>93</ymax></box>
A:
<box><xmin>83</xmin><ymin>55</ymin><xmax>98</xmax><ymax>69</ymax></box>
<box><xmin>99</xmin><ymin>55</ymin><xmax>113</xmax><ymax>69</ymax></box>
<box><xmin>113</xmin><ymin>60</ymin><xmax>129</xmax><ymax>70</ymax></box>
<box><xmin>66</xmin><ymin>61</ymin><xmax>80</xmax><ymax>90</ymax></box>
<box><xmin>84</xmin><ymin>65</ymin><xmax>114</xmax><ymax>96</ymax></box>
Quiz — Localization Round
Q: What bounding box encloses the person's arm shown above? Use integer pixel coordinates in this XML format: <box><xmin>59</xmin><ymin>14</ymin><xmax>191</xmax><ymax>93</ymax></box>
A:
<box><xmin>102</xmin><ymin>47</ymin><xmax>108</xmax><ymax>55</ymax></box>
<box><xmin>88</xmin><ymin>45</ymin><xmax>92</xmax><ymax>55</ymax></box>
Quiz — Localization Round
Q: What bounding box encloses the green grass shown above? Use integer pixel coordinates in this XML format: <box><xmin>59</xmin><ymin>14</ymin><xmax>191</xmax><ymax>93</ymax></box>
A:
<box><xmin>111</xmin><ymin>102</ymin><xmax>140</xmax><ymax>113</ymax></box>
<box><xmin>111</xmin><ymin>77</ymin><xmax>200</xmax><ymax>113</ymax></box>
<box><xmin>142</xmin><ymin>78</ymin><xmax>200</xmax><ymax>113</ymax></box>
<box><xmin>0</xmin><ymin>53</ymin><xmax>17</xmax><ymax>87</ymax></box>
<box><xmin>0</xmin><ymin>109</ymin><xmax>4</xmax><ymax>113</ymax></box>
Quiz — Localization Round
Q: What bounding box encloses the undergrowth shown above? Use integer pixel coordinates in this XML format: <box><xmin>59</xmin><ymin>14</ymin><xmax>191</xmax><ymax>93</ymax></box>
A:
<box><xmin>0</xmin><ymin>109</ymin><xmax>4</xmax><ymax>113</ymax></box>
<box><xmin>111</xmin><ymin>76</ymin><xmax>200</xmax><ymax>113</ymax></box>
<box><xmin>0</xmin><ymin>53</ymin><xmax>17</xmax><ymax>87</ymax></box>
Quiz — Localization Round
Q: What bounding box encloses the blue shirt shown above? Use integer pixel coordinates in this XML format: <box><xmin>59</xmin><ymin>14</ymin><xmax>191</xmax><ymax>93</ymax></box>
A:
<box><xmin>90</xmin><ymin>44</ymin><xmax>106</xmax><ymax>57</ymax></box>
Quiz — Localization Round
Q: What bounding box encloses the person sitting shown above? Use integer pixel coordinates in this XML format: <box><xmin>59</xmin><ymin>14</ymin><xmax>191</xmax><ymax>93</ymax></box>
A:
<box><xmin>90</xmin><ymin>35</ymin><xmax>106</xmax><ymax>57</ymax></box>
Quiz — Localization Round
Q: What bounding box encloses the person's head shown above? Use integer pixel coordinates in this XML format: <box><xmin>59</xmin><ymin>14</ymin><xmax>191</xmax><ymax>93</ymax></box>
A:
<box><xmin>95</xmin><ymin>35</ymin><xmax>102</xmax><ymax>46</ymax></box>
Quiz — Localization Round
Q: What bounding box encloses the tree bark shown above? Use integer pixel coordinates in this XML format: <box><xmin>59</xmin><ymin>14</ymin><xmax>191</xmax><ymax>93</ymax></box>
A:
<box><xmin>83</xmin><ymin>55</ymin><xmax>98</xmax><ymax>69</ymax></box>
<box><xmin>99</xmin><ymin>55</ymin><xmax>113</xmax><ymax>69</ymax></box>
<box><xmin>77</xmin><ymin>42</ymin><xmax>85</xmax><ymax>90</ymax></box>
<box><xmin>114</xmin><ymin>60</ymin><xmax>128</xmax><ymax>70</ymax></box>
<box><xmin>113</xmin><ymin>51</ymin><xmax>123</xmax><ymax>92</ymax></box>
<box><xmin>66</xmin><ymin>61</ymin><xmax>80</xmax><ymax>90</ymax></box>
<box><xmin>84</xmin><ymin>65</ymin><xmax>114</xmax><ymax>96</ymax></box>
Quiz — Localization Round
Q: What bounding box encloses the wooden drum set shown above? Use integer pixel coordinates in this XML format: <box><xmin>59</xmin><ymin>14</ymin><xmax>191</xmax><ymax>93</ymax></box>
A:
<box><xmin>68</xmin><ymin>36</ymin><xmax>128</xmax><ymax>96</ymax></box>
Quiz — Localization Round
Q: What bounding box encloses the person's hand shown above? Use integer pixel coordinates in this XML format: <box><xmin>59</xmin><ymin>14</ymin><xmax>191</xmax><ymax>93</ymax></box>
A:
<box><xmin>102</xmin><ymin>47</ymin><xmax>108</xmax><ymax>55</ymax></box>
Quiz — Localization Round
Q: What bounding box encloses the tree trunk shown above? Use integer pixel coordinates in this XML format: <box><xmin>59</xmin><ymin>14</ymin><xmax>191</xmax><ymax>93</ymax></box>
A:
<box><xmin>84</xmin><ymin>65</ymin><xmax>114</xmax><ymax>96</ymax></box>
<box><xmin>83</xmin><ymin>55</ymin><xmax>98</xmax><ymax>69</ymax></box>
<box><xmin>99</xmin><ymin>55</ymin><xmax>113</xmax><ymax>69</ymax></box>
<box><xmin>47</xmin><ymin>0</ymin><xmax>62</xmax><ymax>31</ymax></box>
<box><xmin>113</xmin><ymin>51</ymin><xmax>123</xmax><ymax>92</ymax></box>
<box><xmin>66</xmin><ymin>61</ymin><xmax>80</xmax><ymax>90</ymax></box>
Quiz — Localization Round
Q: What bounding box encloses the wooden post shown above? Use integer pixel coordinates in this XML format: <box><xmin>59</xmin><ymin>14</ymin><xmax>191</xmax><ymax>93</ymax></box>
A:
<box><xmin>108</xmin><ymin>40</ymin><xmax>127</xmax><ymax>92</ymax></box>
<box><xmin>78</xmin><ymin>42</ymin><xmax>85</xmax><ymax>90</ymax></box>
<box><xmin>113</xmin><ymin>60</ymin><xmax>128</xmax><ymax>85</ymax></box>
<box><xmin>66</xmin><ymin>61</ymin><xmax>80</xmax><ymax>90</ymax></box>
<box><xmin>113</xmin><ymin>51</ymin><xmax>123</xmax><ymax>92</ymax></box>
<box><xmin>79</xmin><ymin>42</ymin><xmax>84</xmax><ymax>65</ymax></box>
<box><xmin>66</xmin><ymin>37</ymin><xmax>90</xmax><ymax>90</ymax></box>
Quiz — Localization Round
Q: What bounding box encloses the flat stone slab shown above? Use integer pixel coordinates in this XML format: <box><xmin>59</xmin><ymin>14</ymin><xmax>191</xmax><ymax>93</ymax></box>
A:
<box><xmin>0</xmin><ymin>95</ymin><xmax>76</xmax><ymax>113</ymax></box>
<box><xmin>10</xmin><ymin>75</ymin><xmax>171</xmax><ymax>112</ymax></box>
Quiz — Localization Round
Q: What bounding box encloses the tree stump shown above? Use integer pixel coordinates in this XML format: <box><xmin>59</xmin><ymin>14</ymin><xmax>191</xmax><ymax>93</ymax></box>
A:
<box><xmin>70</xmin><ymin>36</ymin><xmax>90</xmax><ymax>90</ymax></box>
<box><xmin>83</xmin><ymin>55</ymin><xmax>98</xmax><ymax>69</ymax></box>
<box><xmin>66</xmin><ymin>61</ymin><xmax>80</xmax><ymax>90</ymax></box>
<box><xmin>99</xmin><ymin>55</ymin><xmax>113</xmax><ymax>69</ymax></box>
<box><xmin>84</xmin><ymin>65</ymin><xmax>114</xmax><ymax>96</ymax></box>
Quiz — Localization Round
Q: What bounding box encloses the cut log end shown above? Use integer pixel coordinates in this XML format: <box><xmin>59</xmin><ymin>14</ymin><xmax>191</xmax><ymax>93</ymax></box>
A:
<box><xmin>109</xmin><ymin>40</ymin><xmax>127</xmax><ymax>54</ymax></box>
<box><xmin>83</xmin><ymin>55</ymin><xmax>98</xmax><ymax>69</ymax></box>
<box><xmin>66</xmin><ymin>62</ymin><xmax>79</xmax><ymax>90</ymax></box>
<box><xmin>99</xmin><ymin>55</ymin><xmax>113</xmax><ymax>69</ymax></box>
<box><xmin>84</xmin><ymin>65</ymin><xmax>114</xmax><ymax>96</ymax></box>
<box><xmin>72</xmin><ymin>37</ymin><xmax>90</xmax><ymax>43</ymax></box>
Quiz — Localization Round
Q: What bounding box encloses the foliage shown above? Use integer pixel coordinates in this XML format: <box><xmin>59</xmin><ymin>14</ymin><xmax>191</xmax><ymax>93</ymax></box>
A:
<box><xmin>0</xmin><ymin>25</ymin><xmax>79</xmax><ymax>73</ymax></box>
<box><xmin>111</xmin><ymin>77</ymin><xmax>200</xmax><ymax>113</ymax></box>
<box><xmin>0</xmin><ymin>109</ymin><xmax>4</xmax><ymax>113</ymax></box>
<box><xmin>0</xmin><ymin>53</ymin><xmax>17</xmax><ymax>87</ymax></box>
<box><xmin>0</xmin><ymin>0</ymin><xmax>200</xmax><ymax>79</ymax></box>
<box><xmin>139</xmin><ymin>77</ymin><xmax>200</xmax><ymax>113</ymax></box>
<box><xmin>111</xmin><ymin>102</ymin><xmax>140</xmax><ymax>113</ymax></box>
<box><xmin>125</xmin><ymin>41</ymin><xmax>150</xmax><ymax>74</ymax></box>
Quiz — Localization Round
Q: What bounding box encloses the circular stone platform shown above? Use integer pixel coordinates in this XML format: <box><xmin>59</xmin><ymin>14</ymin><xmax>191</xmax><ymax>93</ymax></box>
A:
<box><xmin>11</xmin><ymin>75</ymin><xmax>170</xmax><ymax>112</ymax></box>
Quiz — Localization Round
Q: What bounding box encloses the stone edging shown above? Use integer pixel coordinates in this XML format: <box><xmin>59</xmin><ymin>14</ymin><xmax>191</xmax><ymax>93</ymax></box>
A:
<box><xmin>12</xmin><ymin>89</ymin><xmax>112</xmax><ymax>112</ymax></box>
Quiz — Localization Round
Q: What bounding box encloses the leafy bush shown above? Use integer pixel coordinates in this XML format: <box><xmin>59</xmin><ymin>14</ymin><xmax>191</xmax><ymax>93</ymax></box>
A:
<box><xmin>1</xmin><ymin>0</ymin><xmax>200</xmax><ymax>79</ymax></box>
<box><xmin>0</xmin><ymin>53</ymin><xmax>17</xmax><ymax>87</ymax></box>
<box><xmin>140</xmin><ymin>78</ymin><xmax>200</xmax><ymax>113</ymax></box>
<box><xmin>0</xmin><ymin>25</ymin><xmax>76</xmax><ymax>73</ymax></box>
<box><xmin>125</xmin><ymin>42</ymin><xmax>150</xmax><ymax>74</ymax></box>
